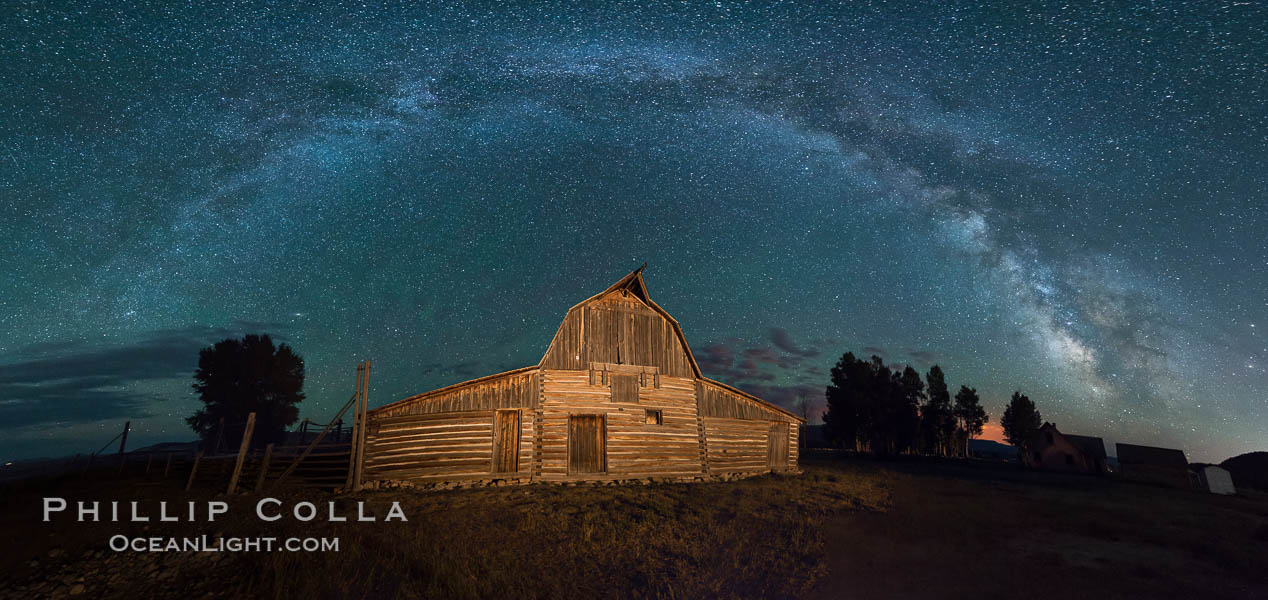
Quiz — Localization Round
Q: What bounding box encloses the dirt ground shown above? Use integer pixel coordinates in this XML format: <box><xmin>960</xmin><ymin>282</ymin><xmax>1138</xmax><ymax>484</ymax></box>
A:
<box><xmin>809</xmin><ymin>457</ymin><xmax>1268</xmax><ymax>600</ymax></box>
<box><xmin>1</xmin><ymin>454</ymin><xmax>1265</xmax><ymax>599</ymax></box>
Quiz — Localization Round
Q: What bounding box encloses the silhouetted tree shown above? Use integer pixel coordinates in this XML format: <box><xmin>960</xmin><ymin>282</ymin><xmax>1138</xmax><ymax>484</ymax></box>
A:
<box><xmin>953</xmin><ymin>386</ymin><xmax>988</xmax><ymax>457</ymax></box>
<box><xmin>824</xmin><ymin>352</ymin><xmax>867</xmax><ymax>451</ymax></box>
<box><xmin>1000</xmin><ymin>391</ymin><xmax>1042</xmax><ymax>459</ymax></box>
<box><xmin>920</xmin><ymin>365</ymin><xmax>956</xmax><ymax>456</ymax></box>
<box><xmin>796</xmin><ymin>394</ymin><xmax>812</xmax><ymax>422</ymax></box>
<box><xmin>795</xmin><ymin>394</ymin><xmax>811</xmax><ymax>450</ymax></box>
<box><xmin>891</xmin><ymin>366</ymin><xmax>924</xmax><ymax>454</ymax></box>
<box><xmin>825</xmin><ymin>352</ymin><xmax>924</xmax><ymax>455</ymax></box>
<box><xmin>187</xmin><ymin>334</ymin><xmax>304</xmax><ymax>450</ymax></box>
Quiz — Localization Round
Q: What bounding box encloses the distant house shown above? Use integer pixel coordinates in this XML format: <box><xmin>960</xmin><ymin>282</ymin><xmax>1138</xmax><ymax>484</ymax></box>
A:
<box><xmin>1195</xmin><ymin>465</ymin><xmax>1236</xmax><ymax>495</ymax></box>
<box><xmin>1116</xmin><ymin>443</ymin><xmax>1191</xmax><ymax>488</ymax></box>
<box><xmin>1022</xmin><ymin>423</ymin><xmax>1106</xmax><ymax>474</ymax></box>
<box><xmin>1063</xmin><ymin>434</ymin><xmax>1109</xmax><ymax>473</ymax></box>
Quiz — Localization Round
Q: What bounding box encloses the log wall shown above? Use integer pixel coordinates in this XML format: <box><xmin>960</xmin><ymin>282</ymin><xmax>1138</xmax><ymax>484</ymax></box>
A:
<box><xmin>700</xmin><ymin>417</ymin><xmax>801</xmax><ymax>474</ymax></box>
<box><xmin>535</xmin><ymin>369</ymin><xmax>704</xmax><ymax>481</ymax></box>
<box><xmin>363</xmin><ymin>409</ymin><xmax>534</xmax><ymax>483</ymax></box>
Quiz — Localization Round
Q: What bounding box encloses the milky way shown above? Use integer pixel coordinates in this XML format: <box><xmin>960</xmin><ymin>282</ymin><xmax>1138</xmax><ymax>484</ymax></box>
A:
<box><xmin>2</xmin><ymin>2</ymin><xmax>1264</xmax><ymax>461</ymax></box>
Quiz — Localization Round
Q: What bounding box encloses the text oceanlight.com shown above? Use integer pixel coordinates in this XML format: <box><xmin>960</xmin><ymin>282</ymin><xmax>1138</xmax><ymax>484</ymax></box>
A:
<box><xmin>109</xmin><ymin>535</ymin><xmax>339</xmax><ymax>553</ymax></box>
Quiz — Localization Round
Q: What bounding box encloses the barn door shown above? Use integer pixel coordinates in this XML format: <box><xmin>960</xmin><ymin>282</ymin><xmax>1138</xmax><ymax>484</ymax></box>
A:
<box><xmin>492</xmin><ymin>410</ymin><xmax>521</xmax><ymax>473</ymax></box>
<box><xmin>568</xmin><ymin>415</ymin><xmax>606</xmax><ymax>474</ymax></box>
<box><xmin>768</xmin><ymin>422</ymin><xmax>789</xmax><ymax>470</ymax></box>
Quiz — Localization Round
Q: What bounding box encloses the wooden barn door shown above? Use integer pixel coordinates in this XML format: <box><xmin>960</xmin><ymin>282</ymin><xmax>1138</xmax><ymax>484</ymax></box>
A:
<box><xmin>568</xmin><ymin>415</ymin><xmax>606</xmax><ymax>474</ymax></box>
<box><xmin>768</xmin><ymin>422</ymin><xmax>789</xmax><ymax>470</ymax></box>
<box><xmin>492</xmin><ymin>410</ymin><xmax>521</xmax><ymax>473</ymax></box>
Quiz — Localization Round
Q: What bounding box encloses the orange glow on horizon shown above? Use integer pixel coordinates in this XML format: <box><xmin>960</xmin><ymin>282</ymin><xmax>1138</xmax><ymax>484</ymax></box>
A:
<box><xmin>978</xmin><ymin>421</ymin><xmax>1007</xmax><ymax>444</ymax></box>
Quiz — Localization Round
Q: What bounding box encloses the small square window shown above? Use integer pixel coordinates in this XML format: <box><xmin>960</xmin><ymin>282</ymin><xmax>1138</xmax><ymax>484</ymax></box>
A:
<box><xmin>645</xmin><ymin>409</ymin><xmax>662</xmax><ymax>425</ymax></box>
<box><xmin>612</xmin><ymin>375</ymin><xmax>638</xmax><ymax>404</ymax></box>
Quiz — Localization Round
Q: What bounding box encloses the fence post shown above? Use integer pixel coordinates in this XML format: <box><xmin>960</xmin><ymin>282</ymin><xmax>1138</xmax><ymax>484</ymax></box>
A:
<box><xmin>164</xmin><ymin>452</ymin><xmax>173</xmax><ymax>478</ymax></box>
<box><xmin>354</xmin><ymin>361</ymin><xmax>370</xmax><ymax>491</ymax></box>
<box><xmin>255</xmin><ymin>443</ymin><xmax>274</xmax><ymax>493</ymax></box>
<box><xmin>186</xmin><ymin>451</ymin><xmax>204</xmax><ymax>491</ymax></box>
<box><xmin>345</xmin><ymin>363</ymin><xmax>364</xmax><ymax>489</ymax></box>
<box><xmin>213</xmin><ymin>417</ymin><xmax>225</xmax><ymax>455</ymax></box>
<box><xmin>144</xmin><ymin>454</ymin><xmax>154</xmax><ymax>474</ymax></box>
<box><xmin>118</xmin><ymin>421</ymin><xmax>130</xmax><ymax>454</ymax></box>
<box><xmin>117</xmin><ymin>453</ymin><xmax>128</xmax><ymax>475</ymax></box>
<box><xmin>269</xmin><ymin>391</ymin><xmax>360</xmax><ymax>491</ymax></box>
<box><xmin>227</xmin><ymin>412</ymin><xmax>257</xmax><ymax>494</ymax></box>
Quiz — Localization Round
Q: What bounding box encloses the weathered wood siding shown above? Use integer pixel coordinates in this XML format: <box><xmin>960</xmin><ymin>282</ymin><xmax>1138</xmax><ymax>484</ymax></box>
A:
<box><xmin>374</xmin><ymin>370</ymin><xmax>539</xmax><ymax>418</ymax></box>
<box><xmin>363</xmin><ymin>409</ymin><xmax>534</xmax><ymax>483</ymax></box>
<box><xmin>697</xmin><ymin>380</ymin><xmax>798</xmax><ymax>423</ymax></box>
<box><xmin>701</xmin><ymin>417</ymin><xmax>800</xmax><ymax>474</ymax></box>
<box><xmin>697</xmin><ymin>380</ymin><xmax>799</xmax><ymax>473</ymax></box>
<box><xmin>540</xmin><ymin>291</ymin><xmax>695</xmax><ymax>377</ymax></box>
<box><xmin>536</xmin><ymin>369</ymin><xmax>703</xmax><ymax>481</ymax></box>
<box><xmin>789</xmin><ymin>424</ymin><xmax>800</xmax><ymax>467</ymax></box>
<box><xmin>702</xmin><ymin>417</ymin><xmax>768</xmax><ymax>473</ymax></box>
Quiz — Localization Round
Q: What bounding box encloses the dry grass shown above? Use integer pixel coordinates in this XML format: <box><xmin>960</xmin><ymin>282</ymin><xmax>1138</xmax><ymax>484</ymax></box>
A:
<box><xmin>3</xmin><ymin>457</ymin><xmax>1266</xmax><ymax>599</ymax></box>
<box><xmin>247</xmin><ymin>469</ymin><xmax>889</xmax><ymax>599</ymax></box>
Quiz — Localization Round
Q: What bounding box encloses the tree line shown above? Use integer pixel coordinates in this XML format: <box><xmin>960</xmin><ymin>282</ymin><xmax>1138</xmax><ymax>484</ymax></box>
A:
<box><xmin>822</xmin><ymin>352</ymin><xmax>987</xmax><ymax>457</ymax></box>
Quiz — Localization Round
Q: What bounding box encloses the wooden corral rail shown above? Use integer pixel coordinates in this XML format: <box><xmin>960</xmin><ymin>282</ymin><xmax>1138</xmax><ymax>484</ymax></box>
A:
<box><xmin>184</xmin><ymin>444</ymin><xmax>353</xmax><ymax>492</ymax></box>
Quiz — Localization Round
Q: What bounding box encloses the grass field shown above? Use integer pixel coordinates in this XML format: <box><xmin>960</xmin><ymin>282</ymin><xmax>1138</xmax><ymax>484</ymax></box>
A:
<box><xmin>1</xmin><ymin>454</ymin><xmax>1265</xmax><ymax>599</ymax></box>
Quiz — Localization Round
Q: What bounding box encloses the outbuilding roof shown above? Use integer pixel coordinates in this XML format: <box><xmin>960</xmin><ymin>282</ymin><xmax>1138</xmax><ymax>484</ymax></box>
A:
<box><xmin>1115</xmin><ymin>443</ymin><xmax>1188</xmax><ymax>467</ymax></box>
<box><xmin>1063</xmin><ymin>434</ymin><xmax>1108</xmax><ymax>461</ymax></box>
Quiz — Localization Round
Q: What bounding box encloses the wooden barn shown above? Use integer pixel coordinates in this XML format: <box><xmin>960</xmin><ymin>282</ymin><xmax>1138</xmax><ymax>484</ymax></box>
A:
<box><xmin>1116</xmin><ymin>443</ymin><xmax>1191</xmax><ymax>488</ymax></box>
<box><xmin>1022</xmin><ymin>423</ymin><xmax>1107</xmax><ymax>474</ymax></box>
<box><xmin>359</xmin><ymin>267</ymin><xmax>803</xmax><ymax>486</ymax></box>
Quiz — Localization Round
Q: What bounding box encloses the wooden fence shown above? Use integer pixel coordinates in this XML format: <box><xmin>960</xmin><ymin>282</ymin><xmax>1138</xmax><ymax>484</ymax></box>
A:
<box><xmin>64</xmin><ymin>362</ymin><xmax>372</xmax><ymax>494</ymax></box>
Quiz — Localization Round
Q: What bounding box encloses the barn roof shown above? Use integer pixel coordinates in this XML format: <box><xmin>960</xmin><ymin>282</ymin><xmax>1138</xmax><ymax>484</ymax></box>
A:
<box><xmin>1116</xmin><ymin>443</ymin><xmax>1188</xmax><ymax>467</ymax></box>
<box><xmin>1063</xmin><ymin>434</ymin><xmax>1107</xmax><ymax>460</ymax></box>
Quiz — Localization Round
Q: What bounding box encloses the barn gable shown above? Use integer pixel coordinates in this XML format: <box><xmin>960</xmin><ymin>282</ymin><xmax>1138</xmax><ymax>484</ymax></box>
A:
<box><xmin>539</xmin><ymin>265</ymin><xmax>699</xmax><ymax>378</ymax></box>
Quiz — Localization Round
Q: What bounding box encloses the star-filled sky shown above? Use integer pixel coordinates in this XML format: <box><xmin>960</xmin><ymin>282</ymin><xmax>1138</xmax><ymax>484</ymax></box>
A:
<box><xmin>2</xmin><ymin>1</ymin><xmax>1264</xmax><ymax>463</ymax></box>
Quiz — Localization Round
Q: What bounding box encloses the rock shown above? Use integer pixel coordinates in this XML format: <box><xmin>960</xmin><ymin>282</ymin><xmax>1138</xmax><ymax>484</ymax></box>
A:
<box><xmin>47</xmin><ymin>548</ymin><xmax>64</xmax><ymax>559</ymax></box>
<box><xmin>69</xmin><ymin>583</ymin><xmax>85</xmax><ymax>595</ymax></box>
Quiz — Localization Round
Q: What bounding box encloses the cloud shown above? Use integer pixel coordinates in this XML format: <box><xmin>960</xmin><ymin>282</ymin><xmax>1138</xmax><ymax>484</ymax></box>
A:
<box><xmin>742</xmin><ymin>346</ymin><xmax>781</xmax><ymax>365</ymax></box>
<box><xmin>697</xmin><ymin>342</ymin><xmax>736</xmax><ymax>375</ymax></box>
<box><xmin>730</xmin><ymin>383</ymin><xmax>823</xmax><ymax>416</ymax></box>
<box><xmin>906</xmin><ymin>349</ymin><xmax>939</xmax><ymax>364</ymax></box>
<box><xmin>0</xmin><ymin>325</ymin><xmax>289</xmax><ymax>428</ymax></box>
<box><xmin>769</xmin><ymin>327</ymin><xmax>820</xmax><ymax>358</ymax></box>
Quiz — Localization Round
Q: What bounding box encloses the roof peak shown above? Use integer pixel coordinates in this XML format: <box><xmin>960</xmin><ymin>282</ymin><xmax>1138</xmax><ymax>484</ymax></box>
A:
<box><xmin>598</xmin><ymin>263</ymin><xmax>650</xmax><ymax>302</ymax></box>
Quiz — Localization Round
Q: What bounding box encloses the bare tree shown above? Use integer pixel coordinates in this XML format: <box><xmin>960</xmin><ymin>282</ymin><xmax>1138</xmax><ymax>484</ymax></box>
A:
<box><xmin>795</xmin><ymin>394</ymin><xmax>811</xmax><ymax>450</ymax></box>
